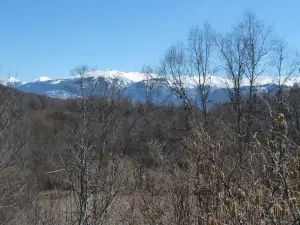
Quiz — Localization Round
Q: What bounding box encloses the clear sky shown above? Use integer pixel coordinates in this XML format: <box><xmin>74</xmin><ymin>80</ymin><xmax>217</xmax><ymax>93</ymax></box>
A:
<box><xmin>0</xmin><ymin>0</ymin><xmax>299</xmax><ymax>81</ymax></box>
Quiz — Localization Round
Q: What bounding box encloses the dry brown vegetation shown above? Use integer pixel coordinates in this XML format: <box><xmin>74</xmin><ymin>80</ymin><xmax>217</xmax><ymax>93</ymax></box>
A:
<box><xmin>1</xmin><ymin>11</ymin><xmax>300</xmax><ymax>225</ymax></box>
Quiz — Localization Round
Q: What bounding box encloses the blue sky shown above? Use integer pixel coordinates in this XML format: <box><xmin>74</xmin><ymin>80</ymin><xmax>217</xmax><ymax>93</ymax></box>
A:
<box><xmin>0</xmin><ymin>0</ymin><xmax>299</xmax><ymax>81</ymax></box>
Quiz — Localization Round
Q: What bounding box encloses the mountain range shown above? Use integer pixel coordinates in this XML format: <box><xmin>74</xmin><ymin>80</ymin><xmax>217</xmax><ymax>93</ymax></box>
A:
<box><xmin>1</xmin><ymin>70</ymin><xmax>299</xmax><ymax>106</ymax></box>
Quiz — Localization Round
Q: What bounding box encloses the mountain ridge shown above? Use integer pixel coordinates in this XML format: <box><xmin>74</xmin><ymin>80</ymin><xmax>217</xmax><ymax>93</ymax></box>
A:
<box><xmin>1</xmin><ymin>70</ymin><xmax>298</xmax><ymax>104</ymax></box>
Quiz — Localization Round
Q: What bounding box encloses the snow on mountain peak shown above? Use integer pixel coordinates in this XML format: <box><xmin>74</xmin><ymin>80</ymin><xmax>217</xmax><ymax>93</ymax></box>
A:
<box><xmin>167</xmin><ymin>74</ymin><xmax>300</xmax><ymax>89</ymax></box>
<box><xmin>2</xmin><ymin>70</ymin><xmax>300</xmax><ymax>101</ymax></box>
<box><xmin>7</xmin><ymin>70</ymin><xmax>299</xmax><ymax>93</ymax></box>
<box><xmin>66</xmin><ymin>70</ymin><xmax>300</xmax><ymax>89</ymax></box>
<box><xmin>7</xmin><ymin>77</ymin><xmax>20</xmax><ymax>83</ymax></box>
<box><xmin>84</xmin><ymin>70</ymin><xmax>157</xmax><ymax>83</ymax></box>
<box><xmin>33</xmin><ymin>76</ymin><xmax>51</xmax><ymax>82</ymax></box>
<box><xmin>0</xmin><ymin>77</ymin><xmax>22</xmax><ymax>86</ymax></box>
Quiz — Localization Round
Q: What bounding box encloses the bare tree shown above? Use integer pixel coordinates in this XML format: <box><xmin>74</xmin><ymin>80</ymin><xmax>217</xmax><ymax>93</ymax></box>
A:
<box><xmin>272</xmin><ymin>40</ymin><xmax>300</xmax><ymax>111</ymax></box>
<box><xmin>141</xmin><ymin>65</ymin><xmax>156</xmax><ymax>104</ymax></box>
<box><xmin>187</xmin><ymin>22</ymin><xmax>217</xmax><ymax>129</ymax></box>
<box><xmin>217</xmin><ymin>20</ymin><xmax>248</xmax><ymax>139</ymax></box>
<box><xmin>241</xmin><ymin>11</ymin><xmax>276</xmax><ymax>140</ymax></box>
<box><xmin>159</xmin><ymin>43</ymin><xmax>194</xmax><ymax>113</ymax></box>
<box><xmin>218</xmin><ymin>11</ymin><xmax>277</xmax><ymax>141</ymax></box>
<box><xmin>64</xmin><ymin>66</ymin><xmax>127</xmax><ymax>225</ymax></box>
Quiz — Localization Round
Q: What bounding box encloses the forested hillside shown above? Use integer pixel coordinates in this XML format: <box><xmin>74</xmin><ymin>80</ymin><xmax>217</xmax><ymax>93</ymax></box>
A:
<box><xmin>0</xmin><ymin>68</ymin><xmax>300</xmax><ymax>224</ymax></box>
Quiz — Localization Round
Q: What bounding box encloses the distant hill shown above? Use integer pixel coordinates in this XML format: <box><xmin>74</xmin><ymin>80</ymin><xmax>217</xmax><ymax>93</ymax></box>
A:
<box><xmin>1</xmin><ymin>70</ymin><xmax>298</xmax><ymax>106</ymax></box>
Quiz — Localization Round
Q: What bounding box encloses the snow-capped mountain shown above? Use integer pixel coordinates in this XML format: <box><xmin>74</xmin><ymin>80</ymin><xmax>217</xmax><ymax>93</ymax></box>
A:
<box><xmin>1</xmin><ymin>70</ymin><xmax>299</xmax><ymax>106</ymax></box>
<box><xmin>33</xmin><ymin>76</ymin><xmax>52</xmax><ymax>82</ymax></box>
<box><xmin>1</xmin><ymin>77</ymin><xmax>23</xmax><ymax>86</ymax></box>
